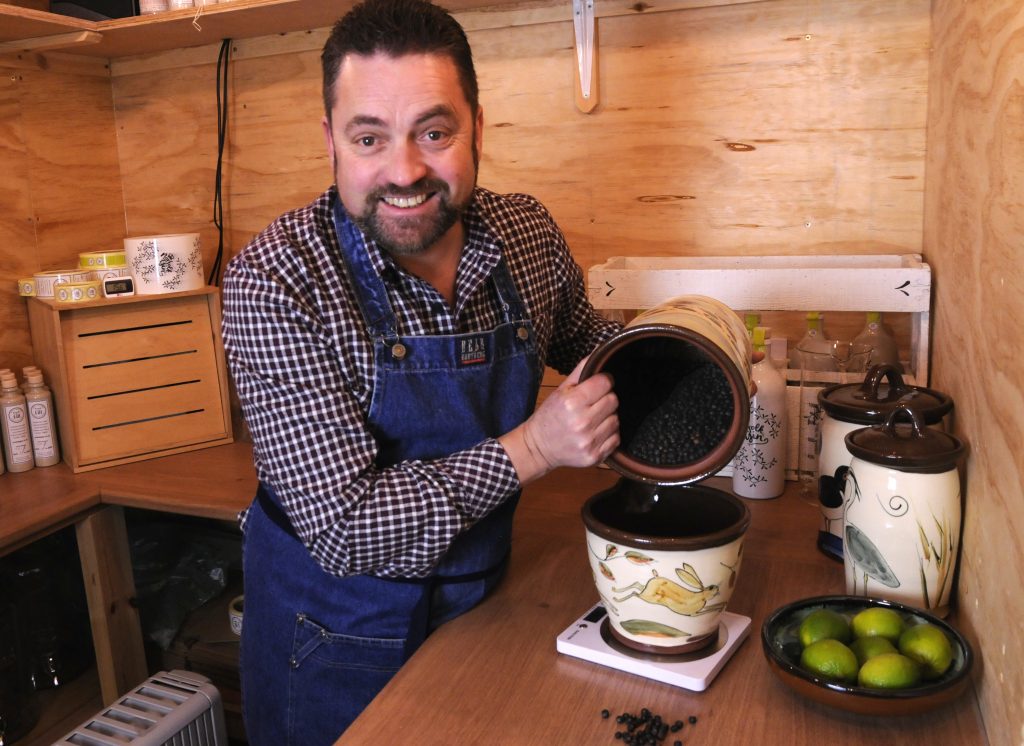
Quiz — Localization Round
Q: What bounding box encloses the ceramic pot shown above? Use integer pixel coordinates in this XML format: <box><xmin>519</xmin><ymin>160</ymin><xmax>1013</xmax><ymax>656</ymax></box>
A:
<box><xmin>816</xmin><ymin>365</ymin><xmax>953</xmax><ymax>561</ymax></box>
<box><xmin>582</xmin><ymin>478</ymin><xmax>750</xmax><ymax>654</ymax></box>
<box><xmin>841</xmin><ymin>404</ymin><xmax>965</xmax><ymax>617</ymax></box>
<box><xmin>123</xmin><ymin>233</ymin><xmax>204</xmax><ymax>294</ymax></box>
<box><xmin>580</xmin><ymin>294</ymin><xmax>751</xmax><ymax>485</ymax></box>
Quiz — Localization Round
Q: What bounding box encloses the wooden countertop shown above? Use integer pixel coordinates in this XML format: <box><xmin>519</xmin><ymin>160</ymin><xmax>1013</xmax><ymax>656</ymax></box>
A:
<box><xmin>0</xmin><ymin>441</ymin><xmax>256</xmax><ymax>556</ymax></box>
<box><xmin>340</xmin><ymin>468</ymin><xmax>987</xmax><ymax>745</ymax></box>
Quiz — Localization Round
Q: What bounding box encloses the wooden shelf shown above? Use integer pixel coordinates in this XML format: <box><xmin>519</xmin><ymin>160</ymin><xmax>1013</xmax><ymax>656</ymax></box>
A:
<box><xmin>1</xmin><ymin>0</ymin><xmax>756</xmax><ymax>59</ymax></box>
<box><xmin>0</xmin><ymin>0</ymin><xmax>525</xmax><ymax>58</ymax></box>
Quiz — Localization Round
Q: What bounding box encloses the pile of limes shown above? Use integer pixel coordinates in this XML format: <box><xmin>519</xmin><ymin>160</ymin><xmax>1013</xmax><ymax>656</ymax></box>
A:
<box><xmin>796</xmin><ymin>607</ymin><xmax>955</xmax><ymax>689</ymax></box>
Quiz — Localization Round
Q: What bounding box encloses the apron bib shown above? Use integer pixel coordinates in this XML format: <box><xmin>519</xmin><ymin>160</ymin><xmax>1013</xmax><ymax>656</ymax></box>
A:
<box><xmin>241</xmin><ymin>199</ymin><xmax>539</xmax><ymax>745</ymax></box>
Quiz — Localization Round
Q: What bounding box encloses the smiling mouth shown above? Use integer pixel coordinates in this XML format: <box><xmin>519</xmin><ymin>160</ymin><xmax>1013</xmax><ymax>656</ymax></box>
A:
<box><xmin>382</xmin><ymin>193</ymin><xmax>431</xmax><ymax>209</ymax></box>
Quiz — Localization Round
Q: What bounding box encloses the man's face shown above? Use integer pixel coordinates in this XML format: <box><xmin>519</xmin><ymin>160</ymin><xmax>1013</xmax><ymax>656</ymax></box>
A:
<box><xmin>323</xmin><ymin>52</ymin><xmax>483</xmax><ymax>257</ymax></box>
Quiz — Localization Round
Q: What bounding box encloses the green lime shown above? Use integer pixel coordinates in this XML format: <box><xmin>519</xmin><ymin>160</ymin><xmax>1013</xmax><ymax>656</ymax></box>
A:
<box><xmin>857</xmin><ymin>652</ymin><xmax>922</xmax><ymax>689</ymax></box>
<box><xmin>798</xmin><ymin>609</ymin><xmax>852</xmax><ymax>648</ymax></box>
<box><xmin>800</xmin><ymin>639</ymin><xmax>859</xmax><ymax>683</ymax></box>
<box><xmin>851</xmin><ymin>607</ymin><xmax>906</xmax><ymax>643</ymax></box>
<box><xmin>849</xmin><ymin>635</ymin><xmax>898</xmax><ymax>666</ymax></box>
<box><xmin>898</xmin><ymin>623</ymin><xmax>955</xmax><ymax>679</ymax></box>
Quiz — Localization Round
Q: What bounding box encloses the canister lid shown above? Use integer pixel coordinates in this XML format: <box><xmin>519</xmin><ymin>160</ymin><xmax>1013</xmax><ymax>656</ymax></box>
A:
<box><xmin>846</xmin><ymin>404</ymin><xmax>965</xmax><ymax>473</ymax></box>
<box><xmin>818</xmin><ymin>364</ymin><xmax>952</xmax><ymax>425</ymax></box>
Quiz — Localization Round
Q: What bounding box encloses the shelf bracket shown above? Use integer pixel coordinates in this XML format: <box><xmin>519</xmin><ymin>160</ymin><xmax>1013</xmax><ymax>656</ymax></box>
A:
<box><xmin>572</xmin><ymin>0</ymin><xmax>598</xmax><ymax>113</ymax></box>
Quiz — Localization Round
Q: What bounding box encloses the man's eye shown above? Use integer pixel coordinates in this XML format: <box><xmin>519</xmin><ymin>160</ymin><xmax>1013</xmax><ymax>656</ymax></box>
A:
<box><xmin>358</xmin><ymin>136</ymin><xmax>376</xmax><ymax>147</ymax></box>
<box><xmin>426</xmin><ymin>131</ymin><xmax>445</xmax><ymax>142</ymax></box>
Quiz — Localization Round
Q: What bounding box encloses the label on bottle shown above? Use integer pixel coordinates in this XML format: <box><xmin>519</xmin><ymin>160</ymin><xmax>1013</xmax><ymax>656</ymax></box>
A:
<box><xmin>3</xmin><ymin>401</ymin><xmax>34</xmax><ymax>465</ymax></box>
<box><xmin>28</xmin><ymin>398</ymin><xmax>56</xmax><ymax>459</ymax></box>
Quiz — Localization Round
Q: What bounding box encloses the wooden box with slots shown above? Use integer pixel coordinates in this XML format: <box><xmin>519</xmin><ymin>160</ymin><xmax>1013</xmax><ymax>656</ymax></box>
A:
<box><xmin>26</xmin><ymin>287</ymin><xmax>233</xmax><ymax>472</ymax></box>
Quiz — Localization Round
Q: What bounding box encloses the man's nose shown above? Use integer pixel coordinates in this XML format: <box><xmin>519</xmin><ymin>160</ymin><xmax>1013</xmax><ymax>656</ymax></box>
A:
<box><xmin>387</xmin><ymin>140</ymin><xmax>428</xmax><ymax>186</ymax></box>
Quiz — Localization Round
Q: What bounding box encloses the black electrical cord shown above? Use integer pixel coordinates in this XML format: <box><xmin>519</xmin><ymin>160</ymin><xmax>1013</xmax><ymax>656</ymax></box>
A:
<box><xmin>208</xmin><ymin>38</ymin><xmax>231</xmax><ymax>286</ymax></box>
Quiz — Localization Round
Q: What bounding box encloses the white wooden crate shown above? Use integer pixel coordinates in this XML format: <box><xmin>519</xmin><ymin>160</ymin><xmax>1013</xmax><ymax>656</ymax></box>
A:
<box><xmin>587</xmin><ymin>254</ymin><xmax>932</xmax><ymax>479</ymax></box>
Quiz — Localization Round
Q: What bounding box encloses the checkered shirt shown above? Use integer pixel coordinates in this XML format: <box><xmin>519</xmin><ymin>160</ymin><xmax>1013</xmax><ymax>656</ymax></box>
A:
<box><xmin>221</xmin><ymin>186</ymin><xmax>618</xmax><ymax>579</ymax></box>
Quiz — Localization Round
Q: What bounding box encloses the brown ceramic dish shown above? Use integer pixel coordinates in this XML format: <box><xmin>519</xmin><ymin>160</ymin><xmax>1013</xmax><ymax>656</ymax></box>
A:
<box><xmin>761</xmin><ymin>595</ymin><xmax>973</xmax><ymax>716</ymax></box>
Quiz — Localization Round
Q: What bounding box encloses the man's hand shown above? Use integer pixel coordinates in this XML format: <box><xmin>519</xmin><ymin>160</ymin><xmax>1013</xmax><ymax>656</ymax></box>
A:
<box><xmin>499</xmin><ymin>357</ymin><xmax>619</xmax><ymax>485</ymax></box>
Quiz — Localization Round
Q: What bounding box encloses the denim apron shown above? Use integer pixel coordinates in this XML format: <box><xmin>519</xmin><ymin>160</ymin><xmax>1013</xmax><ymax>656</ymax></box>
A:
<box><xmin>240</xmin><ymin>200</ymin><xmax>539</xmax><ymax>745</ymax></box>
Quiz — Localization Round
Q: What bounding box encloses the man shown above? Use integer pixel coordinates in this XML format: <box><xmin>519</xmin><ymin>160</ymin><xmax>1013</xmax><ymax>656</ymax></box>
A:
<box><xmin>221</xmin><ymin>0</ymin><xmax>620</xmax><ymax>742</ymax></box>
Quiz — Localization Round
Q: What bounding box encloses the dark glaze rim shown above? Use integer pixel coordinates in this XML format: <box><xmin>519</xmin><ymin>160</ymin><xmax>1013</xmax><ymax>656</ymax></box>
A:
<box><xmin>582</xmin><ymin>480</ymin><xmax>751</xmax><ymax>551</ymax></box>
<box><xmin>580</xmin><ymin>323</ymin><xmax>750</xmax><ymax>486</ymax></box>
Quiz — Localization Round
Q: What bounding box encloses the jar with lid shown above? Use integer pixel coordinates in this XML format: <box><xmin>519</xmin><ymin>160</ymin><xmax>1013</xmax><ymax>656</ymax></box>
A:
<box><xmin>816</xmin><ymin>364</ymin><xmax>952</xmax><ymax>560</ymax></box>
<box><xmin>842</xmin><ymin>404</ymin><xmax>965</xmax><ymax>617</ymax></box>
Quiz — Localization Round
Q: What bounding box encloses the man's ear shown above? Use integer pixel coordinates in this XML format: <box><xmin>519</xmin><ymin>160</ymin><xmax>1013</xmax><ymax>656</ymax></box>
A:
<box><xmin>322</xmin><ymin>115</ymin><xmax>336</xmax><ymax>170</ymax></box>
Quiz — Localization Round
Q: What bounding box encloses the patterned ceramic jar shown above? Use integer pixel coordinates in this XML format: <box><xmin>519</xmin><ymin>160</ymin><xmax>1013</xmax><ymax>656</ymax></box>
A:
<box><xmin>580</xmin><ymin>294</ymin><xmax>752</xmax><ymax>485</ymax></box>
<box><xmin>841</xmin><ymin>404</ymin><xmax>965</xmax><ymax>617</ymax></box>
<box><xmin>817</xmin><ymin>365</ymin><xmax>952</xmax><ymax>561</ymax></box>
<box><xmin>582</xmin><ymin>478</ymin><xmax>750</xmax><ymax>653</ymax></box>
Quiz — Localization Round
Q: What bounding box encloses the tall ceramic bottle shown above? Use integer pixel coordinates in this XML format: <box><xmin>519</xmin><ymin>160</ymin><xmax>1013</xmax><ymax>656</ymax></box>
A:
<box><xmin>1</xmin><ymin>373</ymin><xmax>35</xmax><ymax>472</ymax></box>
<box><xmin>23</xmin><ymin>371</ymin><xmax>60</xmax><ymax>467</ymax></box>
<box><xmin>853</xmin><ymin>312</ymin><xmax>901</xmax><ymax>372</ymax></box>
<box><xmin>733</xmin><ymin>326</ymin><xmax>787</xmax><ymax>498</ymax></box>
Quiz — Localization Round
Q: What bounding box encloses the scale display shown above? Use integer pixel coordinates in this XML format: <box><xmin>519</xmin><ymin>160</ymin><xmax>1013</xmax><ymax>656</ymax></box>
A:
<box><xmin>556</xmin><ymin>603</ymin><xmax>751</xmax><ymax>691</ymax></box>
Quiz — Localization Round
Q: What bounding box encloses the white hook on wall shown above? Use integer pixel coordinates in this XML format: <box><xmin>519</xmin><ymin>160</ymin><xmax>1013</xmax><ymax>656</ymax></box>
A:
<box><xmin>572</xmin><ymin>0</ymin><xmax>598</xmax><ymax>112</ymax></box>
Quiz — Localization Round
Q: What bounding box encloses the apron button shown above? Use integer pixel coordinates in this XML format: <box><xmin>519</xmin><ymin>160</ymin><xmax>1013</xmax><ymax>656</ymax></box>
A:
<box><xmin>391</xmin><ymin>342</ymin><xmax>407</xmax><ymax>360</ymax></box>
<box><xmin>289</xmin><ymin>657</ymin><xmax>298</xmax><ymax>668</ymax></box>
<box><xmin>297</xmin><ymin>613</ymin><xmax>305</xmax><ymax>624</ymax></box>
<box><xmin>517</xmin><ymin>326</ymin><xmax>529</xmax><ymax>341</ymax></box>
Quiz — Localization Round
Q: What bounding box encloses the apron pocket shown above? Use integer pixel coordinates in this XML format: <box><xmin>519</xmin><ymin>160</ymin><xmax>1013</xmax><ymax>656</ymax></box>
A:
<box><xmin>286</xmin><ymin>613</ymin><xmax>407</xmax><ymax>744</ymax></box>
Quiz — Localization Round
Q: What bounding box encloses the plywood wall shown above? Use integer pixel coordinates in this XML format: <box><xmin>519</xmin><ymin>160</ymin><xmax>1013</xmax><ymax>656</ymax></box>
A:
<box><xmin>925</xmin><ymin>3</ymin><xmax>1024</xmax><ymax>745</ymax></box>
<box><xmin>107</xmin><ymin>0</ymin><xmax>930</xmax><ymax>281</ymax></box>
<box><xmin>0</xmin><ymin>52</ymin><xmax>125</xmax><ymax>372</ymax></box>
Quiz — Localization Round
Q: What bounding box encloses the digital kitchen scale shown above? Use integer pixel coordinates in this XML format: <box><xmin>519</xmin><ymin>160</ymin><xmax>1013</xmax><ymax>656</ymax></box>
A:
<box><xmin>556</xmin><ymin>603</ymin><xmax>751</xmax><ymax>691</ymax></box>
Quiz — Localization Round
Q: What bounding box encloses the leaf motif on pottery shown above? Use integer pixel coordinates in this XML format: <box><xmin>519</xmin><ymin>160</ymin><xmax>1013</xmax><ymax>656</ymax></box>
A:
<box><xmin>620</xmin><ymin>619</ymin><xmax>691</xmax><ymax>638</ymax></box>
<box><xmin>624</xmin><ymin>551</ymin><xmax>654</xmax><ymax>565</ymax></box>
<box><xmin>606</xmin><ymin>544</ymin><xmax>618</xmax><ymax>558</ymax></box>
<box><xmin>599</xmin><ymin>562</ymin><xmax>615</xmax><ymax>581</ymax></box>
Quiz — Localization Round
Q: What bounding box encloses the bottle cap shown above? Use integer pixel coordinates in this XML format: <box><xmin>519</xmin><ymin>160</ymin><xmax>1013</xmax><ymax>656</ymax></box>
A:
<box><xmin>806</xmin><ymin>311</ymin><xmax>822</xmax><ymax>321</ymax></box>
<box><xmin>866</xmin><ymin>311</ymin><xmax>881</xmax><ymax>323</ymax></box>
<box><xmin>0</xmin><ymin>374</ymin><xmax>17</xmax><ymax>389</ymax></box>
<box><xmin>744</xmin><ymin>313</ymin><xmax>761</xmax><ymax>335</ymax></box>
<box><xmin>26</xmin><ymin>372</ymin><xmax>43</xmax><ymax>385</ymax></box>
<box><xmin>752</xmin><ymin>326</ymin><xmax>770</xmax><ymax>353</ymax></box>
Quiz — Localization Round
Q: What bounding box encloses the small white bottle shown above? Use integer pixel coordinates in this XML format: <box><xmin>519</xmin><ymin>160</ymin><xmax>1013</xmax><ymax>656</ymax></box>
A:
<box><xmin>23</xmin><ymin>371</ymin><xmax>60</xmax><ymax>467</ymax></box>
<box><xmin>853</xmin><ymin>311</ymin><xmax>902</xmax><ymax>372</ymax></box>
<box><xmin>1</xmin><ymin>373</ymin><xmax>35</xmax><ymax>473</ymax></box>
<box><xmin>0</xmin><ymin>369</ymin><xmax>8</xmax><ymax>476</ymax></box>
<box><xmin>733</xmin><ymin>327</ymin><xmax>787</xmax><ymax>499</ymax></box>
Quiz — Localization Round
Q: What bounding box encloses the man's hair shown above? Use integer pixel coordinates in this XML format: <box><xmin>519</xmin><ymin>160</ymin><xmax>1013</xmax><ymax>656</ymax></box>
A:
<box><xmin>321</xmin><ymin>0</ymin><xmax>479</xmax><ymax>122</ymax></box>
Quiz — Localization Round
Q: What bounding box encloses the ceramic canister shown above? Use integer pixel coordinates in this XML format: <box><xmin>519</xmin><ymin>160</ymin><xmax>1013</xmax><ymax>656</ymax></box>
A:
<box><xmin>580</xmin><ymin>294</ymin><xmax>752</xmax><ymax>485</ymax></box>
<box><xmin>816</xmin><ymin>365</ymin><xmax>952</xmax><ymax>561</ymax></box>
<box><xmin>841</xmin><ymin>404</ymin><xmax>965</xmax><ymax>617</ymax></box>
<box><xmin>123</xmin><ymin>234</ymin><xmax>204</xmax><ymax>295</ymax></box>
<box><xmin>583</xmin><ymin>478</ymin><xmax>750</xmax><ymax>654</ymax></box>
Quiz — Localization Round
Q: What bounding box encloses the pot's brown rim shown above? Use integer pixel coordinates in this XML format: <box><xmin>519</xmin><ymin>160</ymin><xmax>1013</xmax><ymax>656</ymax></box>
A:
<box><xmin>581</xmin><ymin>323</ymin><xmax>750</xmax><ymax>485</ymax></box>
<box><xmin>581</xmin><ymin>483</ymin><xmax>751</xmax><ymax>551</ymax></box>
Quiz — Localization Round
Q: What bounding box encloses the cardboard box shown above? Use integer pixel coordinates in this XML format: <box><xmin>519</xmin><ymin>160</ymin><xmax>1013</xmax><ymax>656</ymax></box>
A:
<box><xmin>27</xmin><ymin>287</ymin><xmax>233</xmax><ymax>472</ymax></box>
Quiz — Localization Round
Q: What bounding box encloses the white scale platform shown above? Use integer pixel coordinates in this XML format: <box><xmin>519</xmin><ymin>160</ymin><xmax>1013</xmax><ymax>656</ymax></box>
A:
<box><xmin>556</xmin><ymin>603</ymin><xmax>751</xmax><ymax>691</ymax></box>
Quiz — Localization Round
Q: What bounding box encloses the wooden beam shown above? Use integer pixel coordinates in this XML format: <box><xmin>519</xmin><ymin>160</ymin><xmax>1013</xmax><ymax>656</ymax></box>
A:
<box><xmin>76</xmin><ymin>506</ymin><xmax>149</xmax><ymax>704</ymax></box>
<box><xmin>0</xmin><ymin>29</ymin><xmax>102</xmax><ymax>53</ymax></box>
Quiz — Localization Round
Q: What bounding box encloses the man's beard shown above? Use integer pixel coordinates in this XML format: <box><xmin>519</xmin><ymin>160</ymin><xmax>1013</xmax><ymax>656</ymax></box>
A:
<box><xmin>354</xmin><ymin>177</ymin><xmax>467</xmax><ymax>258</ymax></box>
